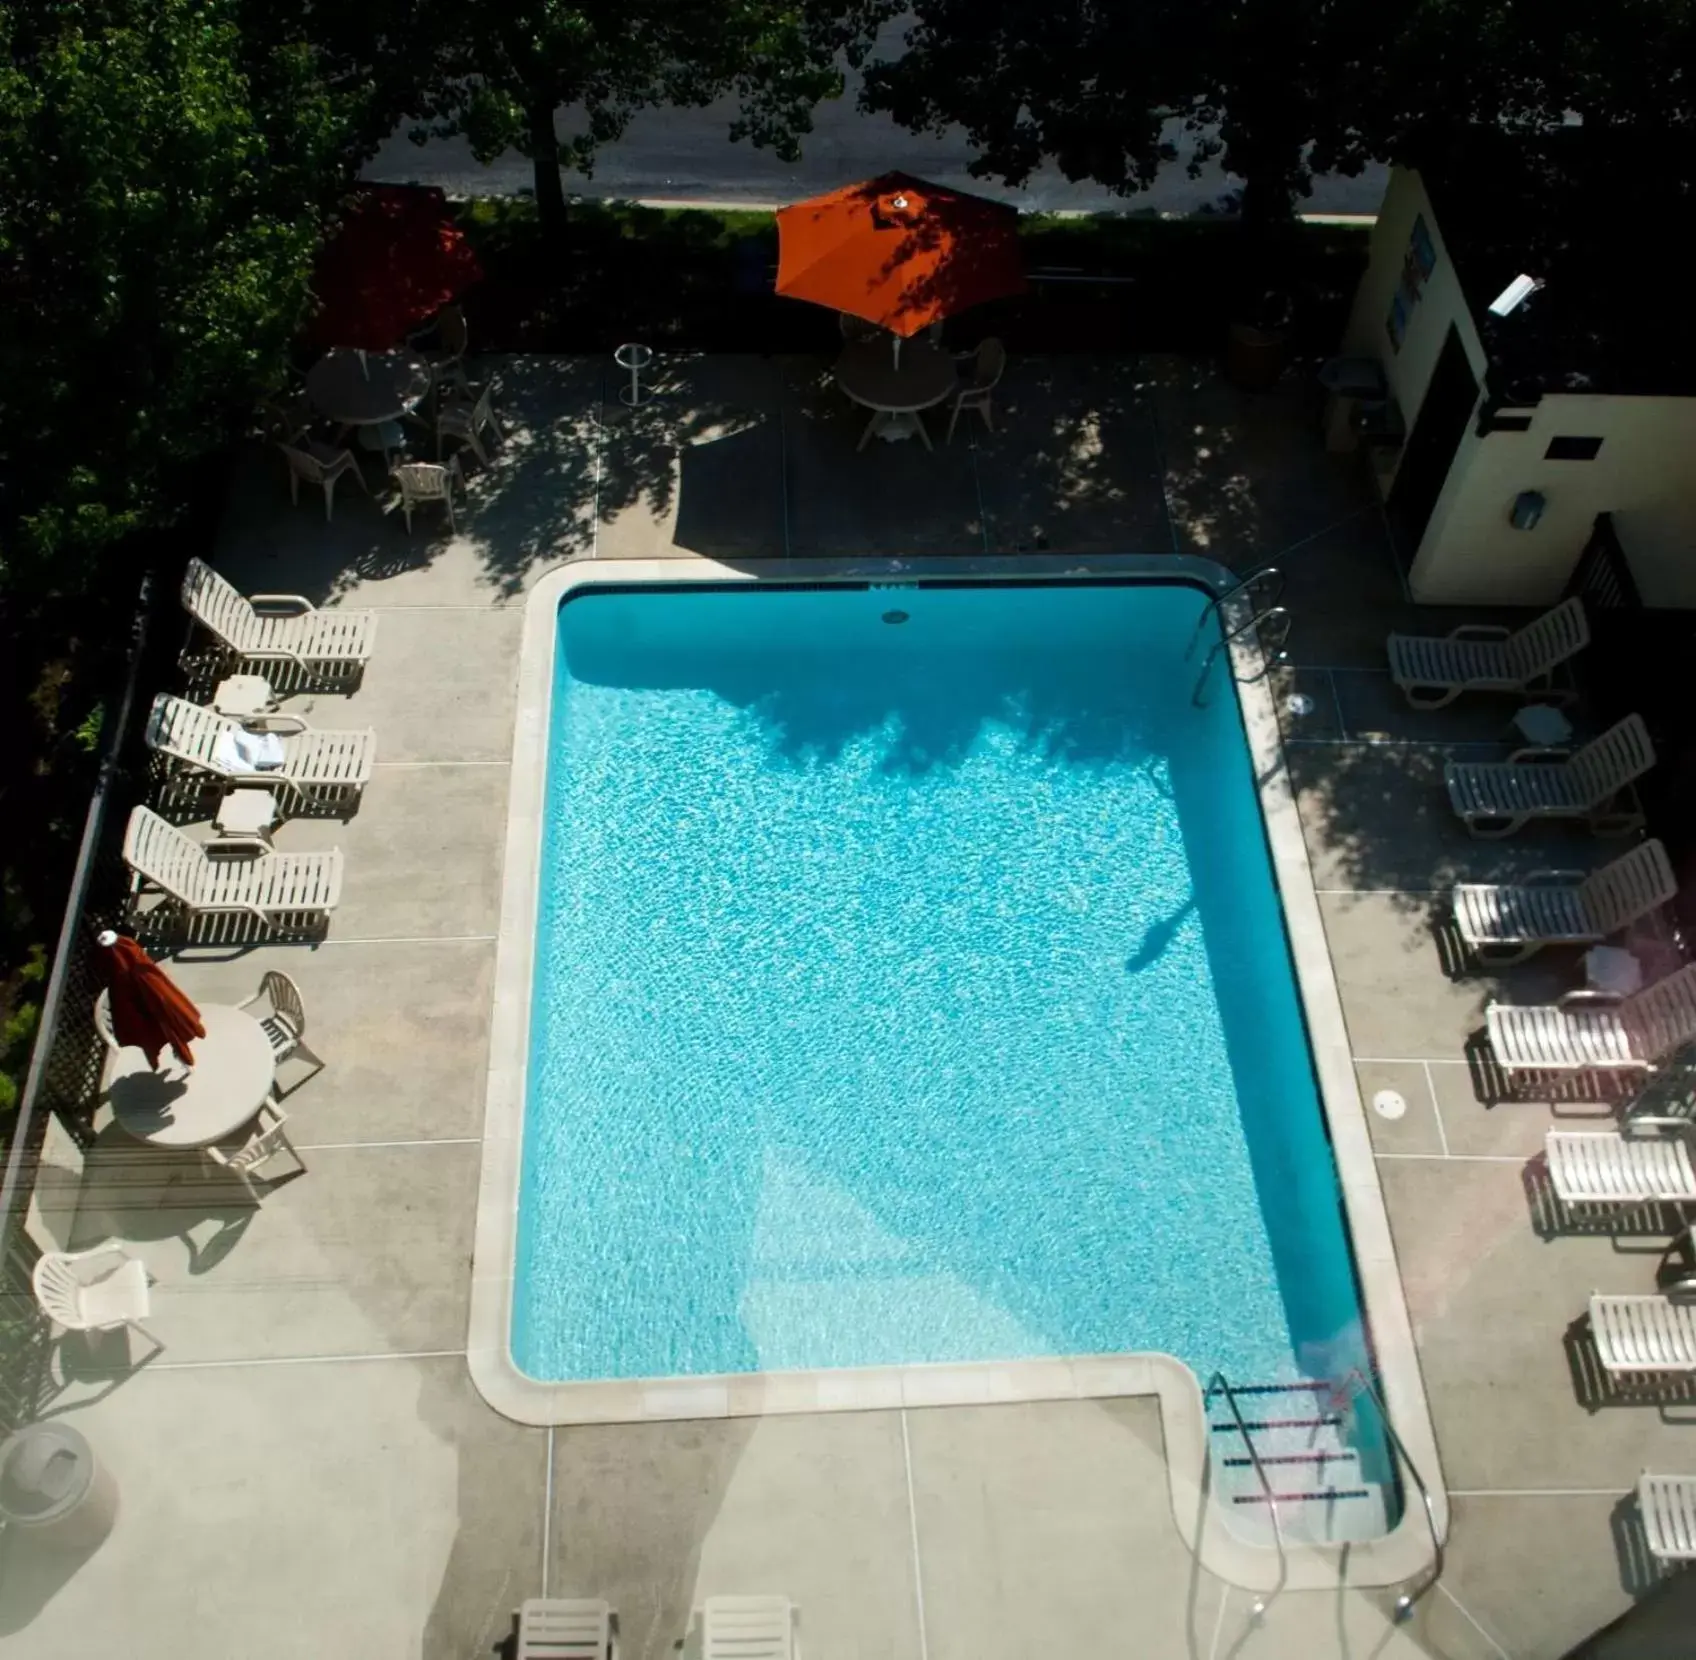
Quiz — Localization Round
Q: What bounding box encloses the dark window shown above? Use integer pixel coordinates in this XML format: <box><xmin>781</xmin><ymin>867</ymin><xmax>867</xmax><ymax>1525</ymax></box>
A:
<box><xmin>1545</xmin><ymin>435</ymin><xmax>1604</xmax><ymax>461</ymax></box>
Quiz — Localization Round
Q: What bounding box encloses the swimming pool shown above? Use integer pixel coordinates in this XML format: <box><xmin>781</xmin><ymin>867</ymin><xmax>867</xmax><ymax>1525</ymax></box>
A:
<box><xmin>512</xmin><ymin>579</ymin><xmax>1372</xmax><ymax>1393</ymax></box>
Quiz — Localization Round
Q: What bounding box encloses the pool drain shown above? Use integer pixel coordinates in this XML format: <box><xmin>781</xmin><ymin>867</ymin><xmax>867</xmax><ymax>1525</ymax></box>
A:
<box><xmin>882</xmin><ymin>609</ymin><xmax>910</xmax><ymax>625</ymax></box>
<box><xmin>1372</xmin><ymin>1089</ymin><xmax>1408</xmax><ymax>1120</ymax></box>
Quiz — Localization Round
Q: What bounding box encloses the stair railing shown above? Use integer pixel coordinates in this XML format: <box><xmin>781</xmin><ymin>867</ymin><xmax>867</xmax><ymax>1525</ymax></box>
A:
<box><xmin>1203</xmin><ymin>1370</ymin><xmax>1288</xmax><ymax>1616</ymax></box>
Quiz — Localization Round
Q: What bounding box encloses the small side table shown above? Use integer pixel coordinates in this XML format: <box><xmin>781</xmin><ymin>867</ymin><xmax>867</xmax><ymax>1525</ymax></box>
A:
<box><xmin>1512</xmin><ymin>703</ymin><xmax>1575</xmax><ymax>747</ymax></box>
<box><xmin>211</xmin><ymin>787</ymin><xmax>279</xmax><ymax>850</ymax></box>
<box><xmin>1585</xmin><ymin>945</ymin><xmax>1645</xmax><ymax>998</ymax></box>
<box><xmin>211</xmin><ymin>675</ymin><xmax>277</xmax><ymax>721</ymax></box>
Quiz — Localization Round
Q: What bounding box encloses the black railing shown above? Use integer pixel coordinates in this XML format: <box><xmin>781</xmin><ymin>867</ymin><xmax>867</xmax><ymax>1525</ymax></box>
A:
<box><xmin>0</xmin><ymin>576</ymin><xmax>156</xmax><ymax>1435</ymax></box>
<box><xmin>1565</xmin><ymin>512</ymin><xmax>1643</xmax><ymax>613</ymax></box>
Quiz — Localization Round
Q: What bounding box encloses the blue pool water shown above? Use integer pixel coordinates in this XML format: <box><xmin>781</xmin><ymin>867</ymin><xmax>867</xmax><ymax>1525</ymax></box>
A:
<box><xmin>515</xmin><ymin>582</ymin><xmax>1372</xmax><ymax>1390</ymax></box>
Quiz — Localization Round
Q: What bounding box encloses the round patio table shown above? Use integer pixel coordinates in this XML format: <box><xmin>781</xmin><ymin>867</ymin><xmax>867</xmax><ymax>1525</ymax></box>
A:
<box><xmin>305</xmin><ymin>349</ymin><xmax>431</xmax><ymax>454</ymax></box>
<box><xmin>102</xmin><ymin>1004</ymin><xmax>276</xmax><ymax>1149</ymax></box>
<box><xmin>834</xmin><ymin>340</ymin><xmax>959</xmax><ymax>451</ymax></box>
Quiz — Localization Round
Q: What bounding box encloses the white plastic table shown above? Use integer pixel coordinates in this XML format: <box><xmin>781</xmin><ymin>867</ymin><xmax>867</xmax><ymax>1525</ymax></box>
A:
<box><xmin>833</xmin><ymin>340</ymin><xmax>959</xmax><ymax>451</ymax></box>
<box><xmin>102</xmin><ymin>1004</ymin><xmax>276</xmax><ymax>1149</ymax></box>
<box><xmin>210</xmin><ymin>674</ymin><xmax>276</xmax><ymax>721</ymax></box>
<box><xmin>305</xmin><ymin>349</ymin><xmax>431</xmax><ymax>431</ymax></box>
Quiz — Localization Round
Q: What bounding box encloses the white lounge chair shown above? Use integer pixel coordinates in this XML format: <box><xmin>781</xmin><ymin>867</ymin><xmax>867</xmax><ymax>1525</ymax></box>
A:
<box><xmin>1387</xmin><ymin>597</ymin><xmax>1589</xmax><ymax>708</ymax></box>
<box><xmin>1452</xmin><ymin>839</ymin><xmax>1678</xmax><ymax>964</ymax></box>
<box><xmin>123</xmin><ymin>806</ymin><xmax>342</xmax><ymax>929</ymax></box>
<box><xmin>701</xmin><ymin>1597</ymin><xmax>796</xmax><ymax>1660</ymax></box>
<box><xmin>1591</xmin><ymin>1290</ymin><xmax>1696</xmax><ymax>1374</ymax></box>
<box><xmin>1547</xmin><ymin>1123</ymin><xmax>1696</xmax><ymax>1207</ymax></box>
<box><xmin>1639</xmin><ymin>1473</ymin><xmax>1696</xmax><ymax>1561</ymax></box>
<box><xmin>182</xmin><ymin>557</ymin><xmax>376</xmax><ymax>679</ymax></box>
<box><xmin>1445</xmin><ymin>714</ymin><xmax>1655</xmax><ymax>839</ymax></box>
<box><xmin>145</xmin><ymin>694</ymin><xmax>374</xmax><ymax>807</ymax></box>
<box><xmin>1487</xmin><ymin>962</ymin><xmax>1696</xmax><ymax>1078</ymax></box>
<box><xmin>517</xmin><ymin>1599</ymin><xmax>617</xmax><ymax>1660</ymax></box>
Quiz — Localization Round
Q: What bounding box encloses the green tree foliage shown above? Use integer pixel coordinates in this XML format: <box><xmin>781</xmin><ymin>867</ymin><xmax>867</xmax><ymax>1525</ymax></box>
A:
<box><xmin>411</xmin><ymin>0</ymin><xmax>892</xmax><ymax>241</ymax></box>
<box><xmin>0</xmin><ymin>0</ymin><xmax>404</xmax><ymax>590</ymax></box>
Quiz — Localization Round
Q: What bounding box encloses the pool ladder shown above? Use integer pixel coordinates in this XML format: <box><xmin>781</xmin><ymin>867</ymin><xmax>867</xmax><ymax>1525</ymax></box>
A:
<box><xmin>1186</xmin><ymin>566</ymin><xmax>1291</xmax><ymax>706</ymax></box>
<box><xmin>1203</xmin><ymin>1369</ymin><xmax>1444</xmax><ymax>1622</ymax></box>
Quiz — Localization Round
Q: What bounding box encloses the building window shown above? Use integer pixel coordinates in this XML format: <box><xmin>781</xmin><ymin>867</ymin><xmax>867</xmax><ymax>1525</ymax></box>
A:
<box><xmin>1545</xmin><ymin>436</ymin><xmax>1603</xmax><ymax>461</ymax></box>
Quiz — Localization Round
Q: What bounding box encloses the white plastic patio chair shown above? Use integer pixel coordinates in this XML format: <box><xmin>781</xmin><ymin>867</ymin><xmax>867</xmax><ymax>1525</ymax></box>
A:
<box><xmin>394</xmin><ymin>456</ymin><xmax>463</xmax><ymax>533</ymax></box>
<box><xmin>256</xmin><ymin>391</ymin><xmax>314</xmax><ymax>446</ymax></box>
<box><xmin>237</xmin><ymin>970</ymin><xmax>325</xmax><ymax>1097</ymax></box>
<box><xmin>700</xmin><ymin>1596</ymin><xmax>797</xmax><ymax>1660</ymax></box>
<box><xmin>1546</xmin><ymin>1123</ymin><xmax>1696</xmax><ymax>1207</ymax></box>
<box><xmin>1451</xmin><ymin>839</ymin><xmax>1678</xmax><ymax>964</ymax></box>
<box><xmin>411</xmin><ymin>303</ymin><xmax>471</xmax><ymax>397</ymax></box>
<box><xmin>32</xmin><ymin>1246</ymin><xmax>155</xmax><ymax>1343</ymax></box>
<box><xmin>276</xmin><ymin>438</ymin><xmax>370</xmax><ymax>521</ymax></box>
<box><xmin>1639</xmin><ymin>1473</ymin><xmax>1696</xmax><ymax>1561</ymax></box>
<box><xmin>203</xmin><ymin>1102</ymin><xmax>304</xmax><ymax>1198</ymax></box>
<box><xmin>1386</xmin><ymin>597</ymin><xmax>1590</xmax><ymax>708</ymax></box>
<box><xmin>947</xmin><ymin>339</ymin><xmax>1006</xmax><ymax>443</ymax></box>
<box><xmin>145</xmin><ymin>693</ymin><xmax>374</xmax><ymax>807</ymax></box>
<box><xmin>181</xmin><ymin>557</ymin><xmax>376</xmax><ymax>678</ymax></box>
<box><xmin>437</xmin><ymin>380</ymin><xmax>504</xmax><ymax>467</ymax></box>
<box><xmin>1486</xmin><ymin>961</ymin><xmax>1696</xmax><ymax>1078</ymax></box>
<box><xmin>1444</xmin><ymin>714</ymin><xmax>1656</xmax><ymax>839</ymax></box>
<box><xmin>1590</xmin><ymin>1288</ymin><xmax>1696</xmax><ymax>1374</ymax></box>
<box><xmin>516</xmin><ymin>1598</ymin><xmax>618</xmax><ymax>1660</ymax></box>
<box><xmin>93</xmin><ymin>988</ymin><xmax>119</xmax><ymax>1051</ymax></box>
<box><xmin>123</xmin><ymin>805</ymin><xmax>343</xmax><ymax>930</ymax></box>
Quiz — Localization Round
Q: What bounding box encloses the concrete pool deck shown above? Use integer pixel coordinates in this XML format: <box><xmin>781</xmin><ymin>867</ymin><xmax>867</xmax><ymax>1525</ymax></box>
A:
<box><xmin>2</xmin><ymin>354</ymin><xmax>1692</xmax><ymax>1658</ymax></box>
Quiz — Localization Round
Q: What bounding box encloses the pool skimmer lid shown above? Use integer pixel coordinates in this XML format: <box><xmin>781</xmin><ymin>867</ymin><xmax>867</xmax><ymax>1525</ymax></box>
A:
<box><xmin>1372</xmin><ymin>1089</ymin><xmax>1408</xmax><ymax>1120</ymax></box>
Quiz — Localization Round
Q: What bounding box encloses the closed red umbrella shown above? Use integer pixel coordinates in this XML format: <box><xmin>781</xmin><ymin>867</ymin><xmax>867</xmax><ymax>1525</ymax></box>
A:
<box><xmin>97</xmin><ymin>931</ymin><xmax>205</xmax><ymax>1069</ymax></box>
<box><xmin>776</xmin><ymin>172</ymin><xmax>1026</xmax><ymax>338</ymax></box>
<box><xmin>305</xmin><ymin>184</ymin><xmax>483</xmax><ymax>352</ymax></box>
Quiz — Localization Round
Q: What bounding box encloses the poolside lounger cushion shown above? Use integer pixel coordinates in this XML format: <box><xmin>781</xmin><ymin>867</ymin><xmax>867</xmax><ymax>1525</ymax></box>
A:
<box><xmin>146</xmin><ymin>694</ymin><xmax>375</xmax><ymax>803</ymax></box>
<box><xmin>1546</xmin><ymin>1126</ymin><xmax>1696</xmax><ymax>1205</ymax></box>
<box><xmin>517</xmin><ymin>1598</ymin><xmax>616</xmax><ymax>1660</ymax></box>
<box><xmin>702</xmin><ymin>1596</ymin><xmax>796</xmax><ymax>1660</ymax></box>
<box><xmin>1591</xmin><ymin>1293</ymin><xmax>1696</xmax><ymax>1373</ymax></box>
<box><xmin>1387</xmin><ymin>597</ymin><xmax>1589</xmax><ymax>708</ymax></box>
<box><xmin>123</xmin><ymin>806</ymin><xmax>342</xmax><ymax>926</ymax></box>
<box><xmin>1487</xmin><ymin>962</ymin><xmax>1696</xmax><ymax>1077</ymax></box>
<box><xmin>181</xmin><ymin>556</ymin><xmax>376</xmax><ymax>673</ymax></box>
<box><xmin>1452</xmin><ymin>840</ymin><xmax>1677</xmax><ymax>963</ymax></box>
<box><xmin>1639</xmin><ymin>1473</ymin><xmax>1696</xmax><ymax>1561</ymax></box>
<box><xmin>1445</xmin><ymin>714</ymin><xmax>1656</xmax><ymax>838</ymax></box>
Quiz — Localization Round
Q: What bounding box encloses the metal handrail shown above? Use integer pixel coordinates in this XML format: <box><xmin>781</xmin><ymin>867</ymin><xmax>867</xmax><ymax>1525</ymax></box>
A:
<box><xmin>1192</xmin><ymin>604</ymin><xmax>1291</xmax><ymax>705</ymax></box>
<box><xmin>1203</xmin><ymin>1370</ymin><xmax>1288</xmax><ymax>1613</ymax></box>
<box><xmin>1337</xmin><ymin>1367</ymin><xmax>1444</xmax><ymax>1618</ymax></box>
<box><xmin>1185</xmin><ymin>565</ymin><xmax>1284</xmax><ymax>662</ymax></box>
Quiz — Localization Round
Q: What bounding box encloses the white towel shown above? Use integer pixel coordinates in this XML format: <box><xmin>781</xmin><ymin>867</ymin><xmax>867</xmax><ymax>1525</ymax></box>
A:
<box><xmin>213</xmin><ymin>728</ymin><xmax>286</xmax><ymax>774</ymax></box>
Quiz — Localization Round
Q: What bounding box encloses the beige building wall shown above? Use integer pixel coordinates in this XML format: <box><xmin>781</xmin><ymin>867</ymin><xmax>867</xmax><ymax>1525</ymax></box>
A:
<box><xmin>1409</xmin><ymin>395</ymin><xmax>1696</xmax><ymax>606</ymax></box>
<box><xmin>1341</xmin><ymin>168</ymin><xmax>1486</xmax><ymax>431</ymax></box>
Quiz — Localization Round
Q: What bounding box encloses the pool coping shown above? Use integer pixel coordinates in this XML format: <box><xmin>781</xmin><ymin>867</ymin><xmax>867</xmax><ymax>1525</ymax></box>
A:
<box><xmin>470</xmin><ymin>553</ymin><xmax>1447</xmax><ymax>1597</ymax></box>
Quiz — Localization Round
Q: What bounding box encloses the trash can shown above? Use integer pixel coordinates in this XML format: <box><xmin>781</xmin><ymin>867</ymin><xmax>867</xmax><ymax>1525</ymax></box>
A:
<box><xmin>0</xmin><ymin>1423</ymin><xmax>118</xmax><ymax>1549</ymax></box>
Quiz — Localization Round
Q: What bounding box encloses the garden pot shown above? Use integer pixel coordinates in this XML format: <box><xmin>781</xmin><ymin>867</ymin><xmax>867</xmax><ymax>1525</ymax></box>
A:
<box><xmin>1224</xmin><ymin>318</ymin><xmax>1291</xmax><ymax>391</ymax></box>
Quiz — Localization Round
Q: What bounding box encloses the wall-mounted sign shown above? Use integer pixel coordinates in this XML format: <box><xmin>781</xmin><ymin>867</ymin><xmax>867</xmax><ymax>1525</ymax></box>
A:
<box><xmin>1387</xmin><ymin>213</ymin><xmax>1439</xmax><ymax>353</ymax></box>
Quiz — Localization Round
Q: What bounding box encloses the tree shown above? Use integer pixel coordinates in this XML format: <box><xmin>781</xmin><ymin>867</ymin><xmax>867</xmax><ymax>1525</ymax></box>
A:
<box><xmin>0</xmin><ymin>0</ymin><xmax>402</xmax><ymax>589</ymax></box>
<box><xmin>862</xmin><ymin>0</ymin><xmax>1696</xmax><ymax>270</ymax></box>
<box><xmin>411</xmin><ymin>0</ymin><xmax>891</xmax><ymax>243</ymax></box>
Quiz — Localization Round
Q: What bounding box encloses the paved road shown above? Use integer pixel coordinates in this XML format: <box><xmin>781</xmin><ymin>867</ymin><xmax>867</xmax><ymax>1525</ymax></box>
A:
<box><xmin>365</xmin><ymin>22</ymin><xmax>1386</xmax><ymax>216</ymax></box>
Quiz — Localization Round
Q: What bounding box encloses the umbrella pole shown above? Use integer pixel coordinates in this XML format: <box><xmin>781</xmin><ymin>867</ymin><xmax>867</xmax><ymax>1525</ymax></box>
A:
<box><xmin>893</xmin><ymin>335</ymin><xmax>902</xmax><ymax>368</ymax></box>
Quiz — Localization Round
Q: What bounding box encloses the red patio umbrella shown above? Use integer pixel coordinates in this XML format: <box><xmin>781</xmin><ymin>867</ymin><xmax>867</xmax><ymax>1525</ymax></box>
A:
<box><xmin>305</xmin><ymin>184</ymin><xmax>484</xmax><ymax>352</ymax></box>
<box><xmin>97</xmin><ymin>931</ymin><xmax>205</xmax><ymax>1070</ymax></box>
<box><xmin>775</xmin><ymin>172</ymin><xmax>1026</xmax><ymax>339</ymax></box>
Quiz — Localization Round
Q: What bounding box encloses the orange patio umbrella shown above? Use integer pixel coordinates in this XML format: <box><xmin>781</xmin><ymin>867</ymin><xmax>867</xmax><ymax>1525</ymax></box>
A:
<box><xmin>97</xmin><ymin>931</ymin><xmax>205</xmax><ymax>1070</ymax></box>
<box><xmin>775</xmin><ymin>172</ymin><xmax>1027</xmax><ymax>341</ymax></box>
